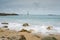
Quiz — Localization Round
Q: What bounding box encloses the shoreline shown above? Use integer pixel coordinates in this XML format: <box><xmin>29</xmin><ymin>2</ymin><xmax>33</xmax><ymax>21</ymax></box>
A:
<box><xmin>0</xmin><ymin>22</ymin><xmax>60</xmax><ymax>40</ymax></box>
<box><xmin>0</xmin><ymin>22</ymin><xmax>60</xmax><ymax>34</ymax></box>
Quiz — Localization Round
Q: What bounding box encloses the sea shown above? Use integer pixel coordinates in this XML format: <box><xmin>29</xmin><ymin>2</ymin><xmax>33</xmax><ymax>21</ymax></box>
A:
<box><xmin>0</xmin><ymin>15</ymin><xmax>60</xmax><ymax>34</ymax></box>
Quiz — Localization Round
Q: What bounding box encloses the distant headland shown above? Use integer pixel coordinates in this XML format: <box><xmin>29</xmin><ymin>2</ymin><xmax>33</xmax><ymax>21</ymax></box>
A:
<box><xmin>48</xmin><ymin>14</ymin><xmax>57</xmax><ymax>16</ymax></box>
<box><xmin>0</xmin><ymin>13</ymin><xmax>18</xmax><ymax>16</ymax></box>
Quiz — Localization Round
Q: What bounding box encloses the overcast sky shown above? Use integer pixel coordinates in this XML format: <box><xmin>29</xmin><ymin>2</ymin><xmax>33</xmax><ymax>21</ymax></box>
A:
<box><xmin>0</xmin><ymin>0</ymin><xmax>60</xmax><ymax>15</ymax></box>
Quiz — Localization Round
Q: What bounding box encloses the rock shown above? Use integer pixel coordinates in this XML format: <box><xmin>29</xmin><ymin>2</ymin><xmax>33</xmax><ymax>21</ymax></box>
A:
<box><xmin>42</xmin><ymin>36</ymin><xmax>57</xmax><ymax>40</ymax></box>
<box><xmin>7</xmin><ymin>37</ymin><xmax>10</xmax><ymax>39</ymax></box>
<box><xmin>19</xmin><ymin>35</ymin><xmax>26</xmax><ymax>40</ymax></box>
<box><xmin>34</xmin><ymin>35</ymin><xmax>40</xmax><ymax>38</ymax></box>
<box><xmin>1</xmin><ymin>36</ymin><xmax>5</xmax><ymax>38</ymax></box>
<box><xmin>1</xmin><ymin>22</ymin><xmax>8</xmax><ymax>28</ymax></box>
<box><xmin>3</xmin><ymin>26</ymin><xmax>8</xmax><ymax>28</ymax></box>
<box><xmin>1</xmin><ymin>23</ymin><xmax>8</xmax><ymax>24</ymax></box>
<box><xmin>20</xmin><ymin>29</ymin><xmax>31</xmax><ymax>33</ymax></box>
<box><xmin>9</xmin><ymin>36</ymin><xmax>17</xmax><ymax>40</ymax></box>
<box><xmin>22</xmin><ymin>23</ymin><xmax>29</xmax><ymax>27</ymax></box>
<box><xmin>47</xmin><ymin>26</ymin><xmax>53</xmax><ymax>30</ymax></box>
<box><xmin>29</xmin><ymin>29</ymin><xmax>35</xmax><ymax>33</ymax></box>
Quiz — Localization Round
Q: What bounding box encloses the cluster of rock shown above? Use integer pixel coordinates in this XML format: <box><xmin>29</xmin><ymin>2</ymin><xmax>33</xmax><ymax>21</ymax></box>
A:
<box><xmin>0</xmin><ymin>27</ymin><xmax>41</xmax><ymax>40</ymax></box>
<box><xmin>0</xmin><ymin>28</ymin><xmax>26</xmax><ymax>40</ymax></box>
<box><xmin>0</xmin><ymin>22</ymin><xmax>59</xmax><ymax>40</ymax></box>
<box><xmin>0</xmin><ymin>35</ymin><xmax>26</xmax><ymax>40</ymax></box>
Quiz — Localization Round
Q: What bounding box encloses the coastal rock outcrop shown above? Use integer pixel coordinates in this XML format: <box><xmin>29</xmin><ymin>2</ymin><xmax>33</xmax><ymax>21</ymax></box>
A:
<box><xmin>0</xmin><ymin>13</ymin><xmax>18</xmax><ymax>16</ymax></box>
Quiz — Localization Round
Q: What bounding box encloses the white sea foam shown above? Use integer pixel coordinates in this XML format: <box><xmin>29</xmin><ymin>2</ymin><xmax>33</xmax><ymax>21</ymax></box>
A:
<box><xmin>0</xmin><ymin>22</ymin><xmax>60</xmax><ymax>35</ymax></box>
<box><xmin>8</xmin><ymin>23</ymin><xmax>23</xmax><ymax>31</ymax></box>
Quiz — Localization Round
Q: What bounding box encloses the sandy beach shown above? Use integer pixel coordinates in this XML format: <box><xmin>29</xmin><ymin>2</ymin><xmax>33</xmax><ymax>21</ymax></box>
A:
<box><xmin>0</xmin><ymin>27</ymin><xmax>60</xmax><ymax>40</ymax></box>
<box><xmin>0</xmin><ymin>28</ymin><xmax>41</xmax><ymax>40</ymax></box>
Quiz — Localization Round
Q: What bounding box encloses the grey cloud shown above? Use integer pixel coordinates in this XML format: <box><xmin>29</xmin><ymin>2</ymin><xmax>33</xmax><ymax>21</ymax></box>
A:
<box><xmin>0</xmin><ymin>0</ymin><xmax>60</xmax><ymax>14</ymax></box>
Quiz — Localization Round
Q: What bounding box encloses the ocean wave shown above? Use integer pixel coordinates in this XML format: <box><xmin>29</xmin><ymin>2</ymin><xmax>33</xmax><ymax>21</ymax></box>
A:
<box><xmin>0</xmin><ymin>22</ymin><xmax>60</xmax><ymax>35</ymax></box>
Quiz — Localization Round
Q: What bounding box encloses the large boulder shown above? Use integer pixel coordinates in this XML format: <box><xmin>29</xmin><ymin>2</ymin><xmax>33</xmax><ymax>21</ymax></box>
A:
<box><xmin>22</xmin><ymin>23</ymin><xmax>29</xmax><ymax>27</ymax></box>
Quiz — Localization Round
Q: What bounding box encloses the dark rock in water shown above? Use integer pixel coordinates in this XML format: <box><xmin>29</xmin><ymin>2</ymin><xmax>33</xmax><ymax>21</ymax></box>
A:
<box><xmin>19</xmin><ymin>35</ymin><xmax>26</xmax><ymax>40</ymax></box>
<box><xmin>47</xmin><ymin>26</ymin><xmax>53</xmax><ymax>30</ymax></box>
<box><xmin>22</xmin><ymin>23</ymin><xmax>29</xmax><ymax>27</ymax></box>
<box><xmin>1</xmin><ymin>22</ymin><xmax>8</xmax><ymax>28</ymax></box>
<box><xmin>3</xmin><ymin>26</ymin><xmax>8</xmax><ymax>28</ymax></box>
<box><xmin>1</xmin><ymin>23</ymin><xmax>8</xmax><ymax>24</ymax></box>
